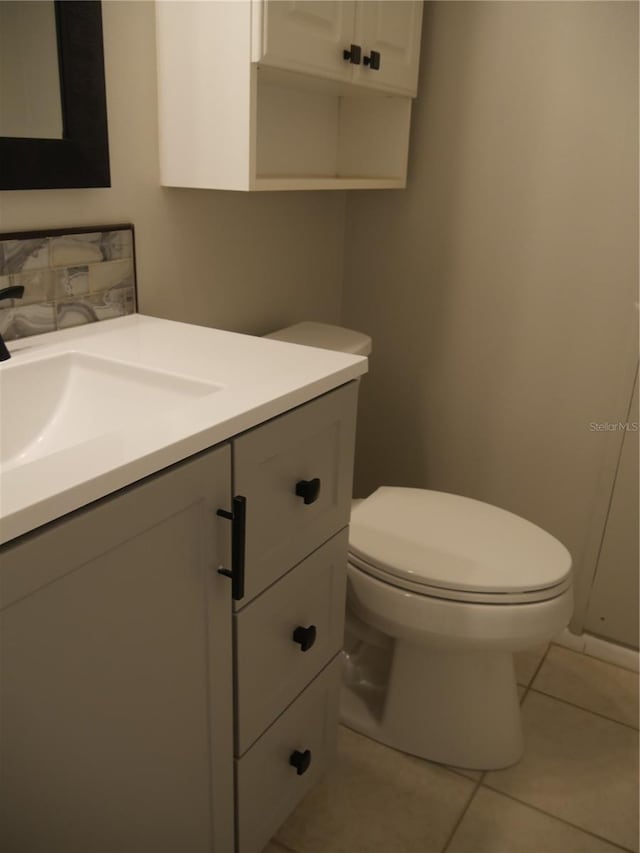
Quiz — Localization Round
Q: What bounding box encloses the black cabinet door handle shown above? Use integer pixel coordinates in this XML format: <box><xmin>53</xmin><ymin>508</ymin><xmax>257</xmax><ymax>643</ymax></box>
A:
<box><xmin>295</xmin><ymin>478</ymin><xmax>321</xmax><ymax>505</ymax></box>
<box><xmin>292</xmin><ymin>624</ymin><xmax>317</xmax><ymax>652</ymax></box>
<box><xmin>363</xmin><ymin>50</ymin><xmax>381</xmax><ymax>70</ymax></box>
<box><xmin>289</xmin><ymin>749</ymin><xmax>312</xmax><ymax>776</ymax></box>
<box><xmin>216</xmin><ymin>495</ymin><xmax>246</xmax><ymax>601</ymax></box>
<box><xmin>343</xmin><ymin>43</ymin><xmax>361</xmax><ymax>64</ymax></box>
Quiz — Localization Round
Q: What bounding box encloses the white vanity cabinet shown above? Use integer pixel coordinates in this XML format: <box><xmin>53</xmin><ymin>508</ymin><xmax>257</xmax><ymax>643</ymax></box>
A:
<box><xmin>156</xmin><ymin>0</ymin><xmax>423</xmax><ymax>191</ymax></box>
<box><xmin>257</xmin><ymin>1</ymin><xmax>422</xmax><ymax>96</ymax></box>
<box><xmin>0</xmin><ymin>382</ymin><xmax>359</xmax><ymax>853</ymax></box>
<box><xmin>0</xmin><ymin>445</ymin><xmax>235</xmax><ymax>853</ymax></box>
<box><xmin>231</xmin><ymin>381</ymin><xmax>357</xmax><ymax>853</ymax></box>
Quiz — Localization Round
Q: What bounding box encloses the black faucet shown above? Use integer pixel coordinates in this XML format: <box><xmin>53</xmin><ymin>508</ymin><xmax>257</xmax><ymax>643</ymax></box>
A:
<box><xmin>0</xmin><ymin>285</ymin><xmax>25</xmax><ymax>361</ymax></box>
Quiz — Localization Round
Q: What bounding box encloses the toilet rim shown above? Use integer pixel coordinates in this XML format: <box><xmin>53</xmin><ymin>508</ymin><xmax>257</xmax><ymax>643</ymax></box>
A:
<box><xmin>348</xmin><ymin>553</ymin><xmax>572</xmax><ymax>605</ymax></box>
<box><xmin>347</xmin><ymin>559</ymin><xmax>574</xmax><ymax>650</ymax></box>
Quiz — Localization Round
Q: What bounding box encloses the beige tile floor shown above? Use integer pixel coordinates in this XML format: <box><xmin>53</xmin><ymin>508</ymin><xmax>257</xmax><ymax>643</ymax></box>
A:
<box><xmin>264</xmin><ymin>644</ymin><xmax>639</xmax><ymax>853</ymax></box>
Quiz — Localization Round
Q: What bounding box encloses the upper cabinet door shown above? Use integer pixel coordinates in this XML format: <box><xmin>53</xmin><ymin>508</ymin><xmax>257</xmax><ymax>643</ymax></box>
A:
<box><xmin>352</xmin><ymin>1</ymin><xmax>423</xmax><ymax>95</ymax></box>
<box><xmin>259</xmin><ymin>0</ymin><xmax>356</xmax><ymax>82</ymax></box>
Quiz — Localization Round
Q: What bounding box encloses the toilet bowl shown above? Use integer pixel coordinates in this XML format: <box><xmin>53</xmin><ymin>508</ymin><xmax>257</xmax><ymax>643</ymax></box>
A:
<box><xmin>343</xmin><ymin>486</ymin><xmax>572</xmax><ymax>769</ymax></box>
<box><xmin>266</xmin><ymin>322</ymin><xmax>573</xmax><ymax>770</ymax></box>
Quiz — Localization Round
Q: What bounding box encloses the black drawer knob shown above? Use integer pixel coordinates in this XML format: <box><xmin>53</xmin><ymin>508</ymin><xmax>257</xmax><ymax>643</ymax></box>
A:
<box><xmin>363</xmin><ymin>50</ymin><xmax>381</xmax><ymax>70</ymax></box>
<box><xmin>295</xmin><ymin>478</ymin><xmax>321</xmax><ymax>505</ymax></box>
<box><xmin>343</xmin><ymin>43</ymin><xmax>361</xmax><ymax>64</ymax></box>
<box><xmin>289</xmin><ymin>749</ymin><xmax>312</xmax><ymax>776</ymax></box>
<box><xmin>292</xmin><ymin>624</ymin><xmax>317</xmax><ymax>652</ymax></box>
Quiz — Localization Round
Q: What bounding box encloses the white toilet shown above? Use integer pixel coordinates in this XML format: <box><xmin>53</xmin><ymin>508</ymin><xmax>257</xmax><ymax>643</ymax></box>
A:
<box><xmin>267</xmin><ymin>322</ymin><xmax>573</xmax><ymax>770</ymax></box>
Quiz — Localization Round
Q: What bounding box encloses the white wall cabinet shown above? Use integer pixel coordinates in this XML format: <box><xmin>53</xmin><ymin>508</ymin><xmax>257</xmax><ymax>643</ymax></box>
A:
<box><xmin>257</xmin><ymin>1</ymin><xmax>422</xmax><ymax>96</ymax></box>
<box><xmin>0</xmin><ymin>383</ymin><xmax>359</xmax><ymax>853</ymax></box>
<box><xmin>351</xmin><ymin>1</ymin><xmax>423</xmax><ymax>93</ymax></box>
<box><xmin>257</xmin><ymin>0</ymin><xmax>355</xmax><ymax>84</ymax></box>
<box><xmin>156</xmin><ymin>0</ymin><xmax>423</xmax><ymax>191</ymax></box>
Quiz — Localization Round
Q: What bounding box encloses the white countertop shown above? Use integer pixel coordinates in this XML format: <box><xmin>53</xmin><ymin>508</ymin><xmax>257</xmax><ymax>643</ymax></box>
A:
<box><xmin>0</xmin><ymin>315</ymin><xmax>367</xmax><ymax>545</ymax></box>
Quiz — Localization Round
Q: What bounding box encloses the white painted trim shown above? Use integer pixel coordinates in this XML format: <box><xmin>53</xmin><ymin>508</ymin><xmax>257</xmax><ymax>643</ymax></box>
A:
<box><xmin>553</xmin><ymin>627</ymin><xmax>586</xmax><ymax>653</ymax></box>
<box><xmin>584</xmin><ymin>635</ymin><xmax>639</xmax><ymax>673</ymax></box>
<box><xmin>554</xmin><ymin>628</ymin><xmax>639</xmax><ymax>673</ymax></box>
<box><xmin>570</xmin><ymin>346</ymin><xmax>639</xmax><ymax>634</ymax></box>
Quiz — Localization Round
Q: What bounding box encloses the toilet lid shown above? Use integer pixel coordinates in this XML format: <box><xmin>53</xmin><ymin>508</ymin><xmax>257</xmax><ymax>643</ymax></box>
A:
<box><xmin>349</xmin><ymin>487</ymin><xmax>572</xmax><ymax>595</ymax></box>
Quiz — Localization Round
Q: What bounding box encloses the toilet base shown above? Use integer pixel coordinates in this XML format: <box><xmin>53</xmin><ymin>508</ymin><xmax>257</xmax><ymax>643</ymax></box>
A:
<box><xmin>341</xmin><ymin>641</ymin><xmax>524</xmax><ymax>770</ymax></box>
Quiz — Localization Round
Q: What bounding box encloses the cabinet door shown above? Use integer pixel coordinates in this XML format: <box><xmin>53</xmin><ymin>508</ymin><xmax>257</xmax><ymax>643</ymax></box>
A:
<box><xmin>353</xmin><ymin>0</ymin><xmax>423</xmax><ymax>95</ymax></box>
<box><xmin>233</xmin><ymin>382</ymin><xmax>358</xmax><ymax>605</ymax></box>
<box><xmin>259</xmin><ymin>0</ymin><xmax>356</xmax><ymax>83</ymax></box>
<box><xmin>0</xmin><ymin>447</ymin><xmax>234</xmax><ymax>853</ymax></box>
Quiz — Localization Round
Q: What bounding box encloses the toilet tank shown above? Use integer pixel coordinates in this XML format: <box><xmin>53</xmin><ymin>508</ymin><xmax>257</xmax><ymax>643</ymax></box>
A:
<box><xmin>266</xmin><ymin>322</ymin><xmax>372</xmax><ymax>356</ymax></box>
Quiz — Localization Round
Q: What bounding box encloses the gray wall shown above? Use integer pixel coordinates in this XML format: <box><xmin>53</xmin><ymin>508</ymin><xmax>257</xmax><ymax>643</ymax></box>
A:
<box><xmin>0</xmin><ymin>0</ymin><xmax>346</xmax><ymax>336</ymax></box>
<box><xmin>342</xmin><ymin>0</ymin><xmax>639</xmax><ymax>622</ymax></box>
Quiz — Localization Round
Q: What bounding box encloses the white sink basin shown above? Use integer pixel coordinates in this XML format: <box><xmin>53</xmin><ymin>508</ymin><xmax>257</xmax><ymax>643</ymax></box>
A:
<box><xmin>0</xmin><ymin>314</ymin><xmax>367</xmax><ymax>545</ymax></box>
<box><xmin>0</xmin><ymin>352</ymin><xmax>220</xmax><ymax>471</ymax></box>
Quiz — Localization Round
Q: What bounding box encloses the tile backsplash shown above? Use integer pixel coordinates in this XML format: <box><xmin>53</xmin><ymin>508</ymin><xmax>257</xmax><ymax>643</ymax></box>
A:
<box><xmin>0</xmin><ymin>226</ymin><xmax>137</xmax><ymax>342</ymax></box>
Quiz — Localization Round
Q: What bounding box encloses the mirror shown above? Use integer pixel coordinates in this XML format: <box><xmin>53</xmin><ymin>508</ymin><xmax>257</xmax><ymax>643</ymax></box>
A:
<box><xmin>0</xmin><ymin>0</ymin><xmax>110</xmax><ymax>190</ymax></box>
<box><xmin>0</xmin><ymin>1</ymin><xmax>63</xmax><ymax>139</ymax></box>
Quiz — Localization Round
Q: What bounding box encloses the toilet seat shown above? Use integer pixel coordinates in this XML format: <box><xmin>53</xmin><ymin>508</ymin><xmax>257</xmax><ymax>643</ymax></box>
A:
<box><xmin>348</xmin><ymin>553</ymin><xmax>572</xmax><ymax>604</ymax></box>
<box><xmin>349</xmin><ymin>487</ymin><xmax>572</xmax><ymax>605</ymax></box>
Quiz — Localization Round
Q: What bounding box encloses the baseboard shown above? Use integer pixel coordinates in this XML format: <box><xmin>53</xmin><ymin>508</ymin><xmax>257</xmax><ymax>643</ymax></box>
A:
<box><xmin>554</xmin><ymin>628</ymin><xmax>639</xmax><ymax>673</ymax></box>
<box><xmin>553</xmin><ymin>628</ymin><xmax>586</xmax><ymax>653</ymax></box>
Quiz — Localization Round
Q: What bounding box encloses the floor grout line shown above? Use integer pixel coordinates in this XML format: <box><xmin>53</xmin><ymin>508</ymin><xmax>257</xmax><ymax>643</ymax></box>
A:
<box><xmin>439</xmin><ymin>776</ymin><xmax>485</xmax><ymax>853</ymax></box>
<box><xmin>525</xmin><ymin>686</ymin><xmax>640</xmax><ymax>731</ymax></box>
<box><xmin>269</xmin><ymin>836</ymin><xmax>299</xmax><ymax>853</ymax></box>
<box><xmin>526</xmin><ymin>643</ymin><xmax>552</xmax><ymax>689</ymax></box>
<box><xmin>477</xmin><ymin>783</ymin><xmax>637</xmax><ymax>853</ymax></box>
<box><xmin>518</xmin><ymin>644</ymin><xmax>551</xmax><ymax>706</ymax></box>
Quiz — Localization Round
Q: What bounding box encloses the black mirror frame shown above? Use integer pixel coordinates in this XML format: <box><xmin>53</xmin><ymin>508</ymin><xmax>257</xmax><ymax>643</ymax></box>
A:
<box><xmin>0</xmin><ymin>0</ymin><xmax>110</xmax><ymax>191</ymax></box>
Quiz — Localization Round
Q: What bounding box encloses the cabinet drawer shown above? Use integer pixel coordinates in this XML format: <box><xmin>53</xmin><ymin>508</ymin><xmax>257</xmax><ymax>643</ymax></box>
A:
<box><xmin>236</xmin><ymin>655</ymin><xmax>341</xmax><ymax>853</ymax></box>
<box><xmin>235</xmin><ymin>528</ymin><xmax>348</xmax><ymax>755</ymax></box>
<box><xmin>233</xmin><ymin>382</ymin><xmax>358</xmax><ymax>605</ymax></box>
